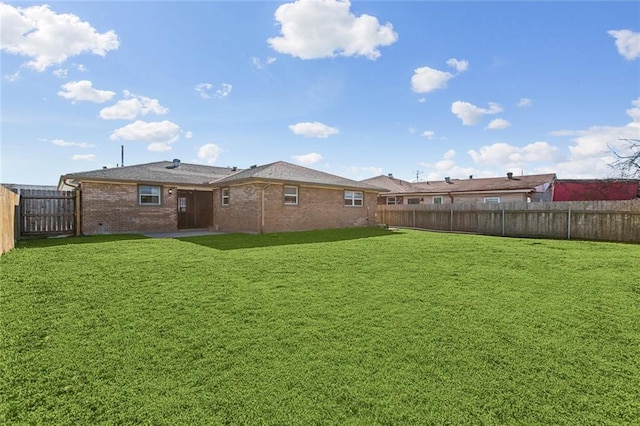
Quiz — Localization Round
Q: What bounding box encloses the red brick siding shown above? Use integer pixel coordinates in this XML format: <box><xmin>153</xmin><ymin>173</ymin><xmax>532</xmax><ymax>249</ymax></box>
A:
<box><xmin>213</xmin><ymin>183</ymin><xmax>378</xmax><ymax>233</ymax></box>
<box><xmin>81</xmin><ymin>182</ymin><xmax>177</xmax><ymax>234</ymax></box>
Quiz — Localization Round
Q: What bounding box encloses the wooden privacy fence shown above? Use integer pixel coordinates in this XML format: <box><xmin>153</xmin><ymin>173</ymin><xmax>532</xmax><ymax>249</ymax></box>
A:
<box><xmin>377</xmin><ymin>200</ymin><xmax>640</xmax><ymax>243</ymax></box>
<box><xmin>1</xmin><ymin>185</ymin><xmax>20</xmax><ymax>254</ymax></box>
<box><xmin>19</xmin><ymin>189</ymin><xmax>78</xmax><ymax>236</ymax></box>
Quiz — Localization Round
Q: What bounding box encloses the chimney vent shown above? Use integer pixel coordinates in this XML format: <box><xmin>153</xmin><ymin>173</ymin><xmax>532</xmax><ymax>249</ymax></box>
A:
<box><xmin>250</xmin><ymin>164</ymin><xmax>257</xmax><ymax>169</ymax></box>
<box><xmin>445</xmin><ymin>176</ymin><xmax>451</xmax><ymax>184</ymax></box>
<box><xmin>231</xmin><ymin>166</ymin><xmax>237</xmax><ymax>172</ymax></box>
<box><xmin>469</xmin><ymin>175</ymin><xmax>473</xmax><ymax>179</ymax></box>
<box><xmin>507</xmin><ymin>172</ymin><xmax>513</xmax><ymax>179</ymax></box>
<box><xmin>388</xmin><ymin>173</ymin><xmax>393</xmax><ymax>178</ymax></box>
<box><xmin>172</xmin><ymin>159</ymin><xmax>181</xmax><ymax>168</ymax></box>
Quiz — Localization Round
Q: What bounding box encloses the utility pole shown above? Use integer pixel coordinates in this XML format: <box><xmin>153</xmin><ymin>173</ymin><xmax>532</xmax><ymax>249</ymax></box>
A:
<box><xmin>415</xmin><ymin>170</ymin><xmax>423</xmax><ymax>182</ymax></box>
<box><xmin>121</xmin><ymin>145</ymin><xmax>124</xmax><ymax>167</ymax></box>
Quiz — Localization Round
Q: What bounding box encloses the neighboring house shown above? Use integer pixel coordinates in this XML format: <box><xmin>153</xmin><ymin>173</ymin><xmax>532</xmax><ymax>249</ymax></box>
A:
<box><xmin>551</xmin><ymin>179</ymin><xmax>640</xmax><ymax>201</ymax></box>
<box><xmin>362</xmin><ymin>172</ymin><xmax>556</xmax><ymax>205</ymax></box>
<box><xmin>58</xmin><ymin>159</ymin><xmax>385</xmax><ymax>235</ymax></box>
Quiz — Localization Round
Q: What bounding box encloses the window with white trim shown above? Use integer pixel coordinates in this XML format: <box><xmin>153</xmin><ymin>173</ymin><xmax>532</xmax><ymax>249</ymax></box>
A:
<box><xmin>484</xmin><ymin>197</ymin><xmax>501</xmax><ymax>203</ymax></box>
<box><xmin>139</xmin><ymin>185</ymin><xmax>161</xmax><ymax>205</ymax></box>
<box><xmin>386</xmin><ymin>196</ymin><xmax>397</xmax><ymax>205</ymax></box>
<box><xmin>433</xmin><ymin>196</ymin><xmax>444</xmax><ymax>204</ymax></box>
<box><xmin>284</xmin><ymin>186</ymin><xmax>298</xmax><ymax>205</ymax></box>
<box><xmin>344</xmin><ymin>191</ymin><xmax>363</xmax><ymax>207</ymax></box>
<box><xmin>407</xmin><ymin>198</ymin><xmax>420</xmax><ymax>205</ymax></box>
<box><xmin>221</xmin><ymin>188</ymin><xmax>230</xmax><ymax>205</ymax></box>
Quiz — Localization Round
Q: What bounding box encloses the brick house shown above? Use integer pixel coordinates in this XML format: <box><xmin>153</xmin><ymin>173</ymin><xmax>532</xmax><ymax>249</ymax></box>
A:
<box><xmin>58</xmin><ymin>160</ymin><xmax>384</xmax><ymax>235</ymax></box>
<box><xmin>362</xmin><ymin>172</ymin><xmax>556</xmax><ymax>205</ymax></box>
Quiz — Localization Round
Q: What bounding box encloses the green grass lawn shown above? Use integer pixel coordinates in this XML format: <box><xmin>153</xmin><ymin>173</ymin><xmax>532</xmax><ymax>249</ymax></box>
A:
<box><xmin>2</xmin><ymin>228</ymin><xmax>639</xmax><ymax>424</ymax></box>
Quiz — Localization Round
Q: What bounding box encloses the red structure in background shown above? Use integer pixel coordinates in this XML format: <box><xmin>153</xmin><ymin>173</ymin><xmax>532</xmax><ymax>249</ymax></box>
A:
<box><xmin>552</xmin><ymin>179</ymin><xmax>639</xmax><ymax>201</ymax></box>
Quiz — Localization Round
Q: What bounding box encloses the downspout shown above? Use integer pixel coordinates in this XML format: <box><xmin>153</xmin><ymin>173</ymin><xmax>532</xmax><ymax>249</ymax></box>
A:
<box><xmin>261</xmin><ymin>182</ymin><xmax>271</xmax><ymax>234</ymax></box>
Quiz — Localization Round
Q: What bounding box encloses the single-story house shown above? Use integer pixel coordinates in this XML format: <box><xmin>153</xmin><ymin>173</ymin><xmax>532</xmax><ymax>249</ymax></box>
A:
<box><xmin>58</xmin><ymin>159</ymin><xmax>385</xmax><ymax>235</ymax></box>
<box><xmin>551</xmin><ymin>179</ymin><xmax>640</xmax><ymax>201</ymax></box>
<box><xmin>362</xmin><ymin>172</ymin><xmax>557</xmax><ymax>205</ymax></box>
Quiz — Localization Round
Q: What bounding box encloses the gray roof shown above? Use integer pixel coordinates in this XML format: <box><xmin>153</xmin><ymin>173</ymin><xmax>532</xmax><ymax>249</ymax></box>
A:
<box><xmin>364</xmin><ymin>173</ymin><xmax>556</xmax><ymax>195</ymax></box>
<box><xmin>60</xmin><ymin>161</ymin><xmax>238</xmax><ymax>186</ymax></box>
<box><xmin>360</xmin><ymin>175</ymin><xmax>412</xmax><ymax>193</ymax></box>
<box><xmin>211</xmin><ymin>161</ymin><xmax>386</xmax><ymax>191</ymax></box>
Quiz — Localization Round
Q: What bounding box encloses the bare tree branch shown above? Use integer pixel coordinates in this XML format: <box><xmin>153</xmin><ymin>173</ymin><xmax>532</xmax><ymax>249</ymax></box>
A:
<box><xmin>610</xmin><ymin>138</ymin><xmax>640</xmax><ymax>178</ymax></box>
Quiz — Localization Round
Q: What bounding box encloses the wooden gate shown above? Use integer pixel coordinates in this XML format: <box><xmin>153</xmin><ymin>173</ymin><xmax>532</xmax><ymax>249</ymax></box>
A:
<box><xmin>20</xmin><ymin>189</ymin><xmax>78</xmax><ymax>236</ymax></box>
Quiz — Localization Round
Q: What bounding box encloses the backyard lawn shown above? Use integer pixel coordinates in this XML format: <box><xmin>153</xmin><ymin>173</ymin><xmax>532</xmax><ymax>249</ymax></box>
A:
<box><xmin>1</xmin><ymin>228</ymin><xmax>639</xmax><ymax>424</ymax></box>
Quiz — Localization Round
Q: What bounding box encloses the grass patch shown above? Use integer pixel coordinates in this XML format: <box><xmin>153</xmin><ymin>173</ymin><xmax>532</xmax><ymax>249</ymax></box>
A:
<box><xmin>2</xmin><ymin>228</ymin><xmax>639</xmax><ymax>424</ymax></box>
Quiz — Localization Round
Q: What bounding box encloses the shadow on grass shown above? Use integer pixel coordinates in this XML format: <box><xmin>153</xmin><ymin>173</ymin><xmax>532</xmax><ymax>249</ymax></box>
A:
<box><xmin>177</xmin><ymin>227</ymin><xmax>401</xmax><ymax>250</ymax></box>
<box><xmin>16</xmin><ymin>234</ymin><xmax>149</xmax><ymax>249</ymax></box>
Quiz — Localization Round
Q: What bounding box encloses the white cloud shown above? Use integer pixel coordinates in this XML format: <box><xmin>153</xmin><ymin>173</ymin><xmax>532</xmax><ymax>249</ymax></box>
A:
<box><xmin>47</xmin><ymin>138</ymin><xmax>95</xmax><ymax>148</ymax></box>
<box><xmin>4</xmin><ymin>71</ymin><xmax>21</xmax><ymax>82</ymax></box>
<box><xmin>551</xmin><ymin>99</ymin><xmax>640</xmax><ymax>161</ymax></box>
<box><xmin>216</xmin><ymin>83</ymin><xmax>233</xmax><ymax>98</ymax></box>
<box><xmin>418</xmin><ymin>97</ymin><xmax>426</xmax><ymax>103</ymax></box>
<box><xmin>268</xmin><ymin>0</ymin><xmax>398</xmax><ymax>60</ymax></box>
<box><xmin>72</xmin><ymin>154</ymin><xmax>95</xmax><ymax>161</ymax></box>
<box><xmin>289</xmin><ymin>121</ymin><xmax>339</xmax><ymax>138</ymax></box>
<box><xmin>446</xmin><ymin>58</ymin><xmax>469</xmax><ymax>72</ymax></box>
<box><xmin>468</xmin><ymin>141</ymin><xmax>560</xmax><ymax>166</ymax></box>
<box><xmin>608</xmin><ymin>29</ymin><xmax>640</xmax><ymax>60</ymax></box>
<box><xmin>197</xmin><ymin>143</ymin><xmax>223</xmax><ymax>164</ymax></box>
<box><xmin>517</xmin><ymin>98</ymin><xmax>532</xmax><ymax>107</ymax></box>
<box><xmin>486</xmin><ymin>118</ymin><xmax>511</xmax><ymax>130</ymax></box>
<box><xmin>99</xmin><ymin>91</ymin><xmax>169</xmax><ymax>120</ymax></box>
<box><xmin>419</xmin><ymin>150</ymin><xmax>480</xmax><ymax>181</ymax></box>
<box><xmin>184</xmin><ymin>131</ymin><xmax>193</xmax><ymax>139</ymax></box>
<box><xmin>411</xmin><ymin>66</ymin><xmax>454</xmax><ymax>94</ymax></box>
<box><xmin>292</xmin><ymin>152</ymin><xmax>323</xmax><ymax>164</ymax></box>
<box><xmin>0</xmin><ymin>3</ymin><xmax>119</xmax><ymax>71</ymax></box>
<box><xmin>58</xmin><ymin>80</ymin><xmax>115</xmax><ymax>103</ymax></box>
<box><xmin>195</xmin><ymin>82</ymin><xmax>232</xmax><ymax>99</ymax></box>
<box><xmin>75</xmin><ymin>64</ymin><xmax>88</xmax><ymax>72</ymax></box>
<box><xmin>195</xmin><ymin>83</ymin><xmax>213</xmax><ymax>99</ymax></box>
<box><xmin>53</xmin><ymin>68</ymin><xmax>68</xmax><ymax>78</ymax></box>
<box><xmin>252</xmin><ymin>56</ymin><xmax>277</xmax><ymax>69</ymax></box>
<box><xmin>110</xmin><ymin>120</ymin><xmax>181</xmax><ymax>152</ymax></box>
<box><xmin>451</xmin><ymin>101</ymin><xmax>502</xmax><ymax>125</ymax></box>
<box><xmin>422</xmin><ymin>130</ymin><xmax>435</xmax><ymax>139</ymax></box>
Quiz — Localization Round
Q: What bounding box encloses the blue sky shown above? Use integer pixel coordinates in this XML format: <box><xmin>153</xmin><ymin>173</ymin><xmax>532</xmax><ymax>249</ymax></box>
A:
<box><xmin>1</xmin><ymin>0</ymin><xmax>639</xmax><ymax>185</ymax></box>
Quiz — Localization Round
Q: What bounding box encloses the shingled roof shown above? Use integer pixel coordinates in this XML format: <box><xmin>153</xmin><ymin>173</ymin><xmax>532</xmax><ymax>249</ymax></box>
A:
<box><xmin>211</xmin><ymin>161</ymin><xmax>385</xmax><ymax>191</ymax></box>
<box><xmin>363</xmin><ymin>173</ymin><xmax>556</xmax><ymax>195</ymax></box>
<box><xmin>59</xmin><ymin>161</ymin><xmax>238</xmax><ymax>187</ymax></box>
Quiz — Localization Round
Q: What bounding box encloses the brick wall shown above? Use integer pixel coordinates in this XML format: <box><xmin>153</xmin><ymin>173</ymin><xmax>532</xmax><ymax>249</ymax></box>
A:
<box><xmin>81</xmin><ymin>182</ymin><xmax>177</xmax><ymax>234</ymax></box>
<box><xmin>213</xmin><ymin>182</ymin><xmax>378</xmax><ymax>233</ymax></box>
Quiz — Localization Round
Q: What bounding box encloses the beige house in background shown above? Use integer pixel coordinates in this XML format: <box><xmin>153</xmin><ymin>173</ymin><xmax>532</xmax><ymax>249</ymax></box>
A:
<box><xmin>362</xmin><ymin>172</ymin><xmax>556</xmax><ymax>205</ymax></box>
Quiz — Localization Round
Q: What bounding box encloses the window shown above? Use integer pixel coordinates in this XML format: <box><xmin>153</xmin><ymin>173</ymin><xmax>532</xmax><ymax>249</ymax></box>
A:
<box><xmin>386</xmin><ymin>196</ymin><xmax>397</xmax><ymax>205</ymax></box>
<box><xmin>344</xmin><ymin>190</ymin><xmax>363</xmax><ymax>207</ymax></box>
<box><xmin>433</xmin><ymin>196</ymin><xmax>444</xmax><ymax>204</ymax></box>
<box><xmin>139</xmin><ymin>185</ymin><xmax>161</xmax><ymax>205</ymax></box>
<box><xmin>221</xmin><ymin>188</ymin><xmax>230</xmax><ymax>206</ymax></box>
<box><xmin>407</xmin><ymin>198</ymin><xmax>420</xmax><ymax>205</ymax></box>
<box><xmin>284</xmin><ymin>186</ymin><xmax>298</xmax><ymax>205</ymax></box>
<box><xmin>484</xmin><ymin>197</ymin><xmax>501</xmax><ymax>203</ymax></box>
<box><xmin>178</xmin><ymin>197</ymin><xmax>187</xmax><ymax>212</ymax></box>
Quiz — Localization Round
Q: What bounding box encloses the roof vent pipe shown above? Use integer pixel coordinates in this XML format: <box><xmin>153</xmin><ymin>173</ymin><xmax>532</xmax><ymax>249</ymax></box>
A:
<box><xmin>469</xmin><ymin>175</ymin><xmax>473</xmax><ymax>179</ymax></box>
<box><xmin>388</xmin><ymin>173</ymin><xmax>393</xmax><ymax>178</ymax></box>
<box><xmin>173</xmin><ymin>159</ymin><xmax>180</xmax><ymax>168</ymax></box>
<box><xmin>445</xmin><ymin>176</ymin><xmax>451</xmax><ymax>184</ymax></box>
<box><xmin>507</xmin><ymin>172</ymin><xmax>513</xmax><ymax>179</ymax></box>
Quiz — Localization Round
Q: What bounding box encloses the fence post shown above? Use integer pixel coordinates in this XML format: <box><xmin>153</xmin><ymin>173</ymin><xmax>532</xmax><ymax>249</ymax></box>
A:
<box><xmin>502</xmin><ymin>209</ymin><xmax>505</xmax><ymax>236</ymax></box>
<box><xmin>75</xmin><ymin>190</ymin><xmax>81</xmax><ymax>236</ymax></box>
<box><xmin>567</xmin><ymin>208</ymin><xmax>571</xmax><ymax>240</ymax></box>
<box><xmin>450</xmin><ymin>206</ymin><xmax>454</xmax><ymax>232</ymax></box>
<box><xmin>413</xmin><ymin>209</ymin><xmax>416</xmax><ymax>228</ymax></box>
